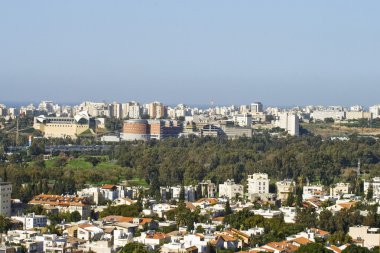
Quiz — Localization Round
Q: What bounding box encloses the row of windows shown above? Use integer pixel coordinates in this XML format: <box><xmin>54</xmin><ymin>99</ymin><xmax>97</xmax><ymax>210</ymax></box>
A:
<box><xmin>48</xmin><ymin>125</ymin><xmax>74</xmax><ymax>127</ymax></box>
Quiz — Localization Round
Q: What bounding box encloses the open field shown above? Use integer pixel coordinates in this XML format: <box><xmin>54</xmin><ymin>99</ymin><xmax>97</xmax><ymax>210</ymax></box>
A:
<box><xmin>301</xmin><ymin>123</ymin><xmax>380</xmax><ymax>138</ymax></box>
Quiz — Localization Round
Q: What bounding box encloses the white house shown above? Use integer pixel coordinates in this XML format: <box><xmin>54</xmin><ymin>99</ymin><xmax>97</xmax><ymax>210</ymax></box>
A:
<box><xmin>218</xmin><ymin>179</ymin><xmax>244</xmax><ymax>200</ymax></box>
<box><xmin>11</xmin><ymin>213</ymin><xmax>48</xmax><ymax>229</ymax></box>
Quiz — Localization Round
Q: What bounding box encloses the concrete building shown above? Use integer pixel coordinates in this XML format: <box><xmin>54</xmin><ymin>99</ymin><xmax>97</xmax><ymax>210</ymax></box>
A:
<box><xmin>276</xmin><ymin>180</ymin><xmax>294</xmax><ymax>203</ymax></box>
<box><xmin>121</xmin><ymin>101</ymin><xmax>142</xmax><ymax>119</ymax></box>
<box><xmin>100</xmin><ymin>184</ymin><xmax>126</xmax><ymax>202</ymax></box>
<box><xmin>33</xmin><ymin>111</ymin><xmax>95</xmax><ymax>139</ymax></box>
<box><xmin>364</xmin><ymin>177</ymin><xmax>380</xmax><ymax>200</ymax></box>
<box><xmin>76</xmin><ymin>101</ymin><xmax>110</xmax><ymax>117</ymax></box>
<box><xmin>274</xmin><ymin>112</ymin><xmax>300</xmax><ymax>136</ymax></box>
<box><xmin>111</xmin><ymin>102</ymin><xmax>122</xmax><ymax>119</ymax></box>
<box><xmin>121</xmin><ymin>119</ymin><xmax>150</xmax><ymax>141</ymax></box>
<box><xmin>29</xmin><ymin>194</ymin><xmax>91</xmax><ymax>219</ymax></box>
<box><xmin>38</xmin><ymin>101</ymin><xmax>56</xmax><ymax>114</ymax></box>
<box><xmin>349</xmin><ymin>226</ymin><xmax>380</xmax><ymax>249</ymax></box>
<box><xmin>302</xmin><ymin>185</ymin><xmax>325</xmax><ymax>200</ymax></box>
<box><xmin>219</xmin><ymin>122</ymin><xmax>253</xmax><ymax>139</ymax></box>
<box><xmin>148</xmin><ymin>101</ymin><xmax>166</xmax><ymax>119</ymax></box>
<box><xmin>7</xmin><ymin>108</ymin><xmax>18</xmax><ymax>118</ymax></box>
<box><xmin>251</xmin><ymin>102</ymin><xmax>263</xmax><ymax>113</ymax></box>
<box><xmin>233</xmin><ymin>114</ymin><xmax>252</xmax><ymax>127</ymax></box>
<box><xmin>200</xmin><ymin>125</ymin><xmax>223</xmax><ymax>137</ymax></box>
<box><xmin>121</xmin><ymin>119</ymin><xmax>182</xmax><ymax>141</ymax></box>
<box><xmin>77</xmin><ymin>187</ymin><xmax>102</xmax><ymax>205</ymax></box>
<box><xmin>12</xmin><ymin>213</ymin><xmax>48</xmax><ymax>229</ymax></box>
<box><xmin>311</xmin><ymin>110</ymin><xmax>345</xmax><ymax>121</ymax></box>
<box><xmin>345</xmin><ymin>111</ymin><xmax>372</xmax><ymax>120</ymax></box>
<box><xmin>0</xmin><ymin>180</ymin><xmax>12</xmax><ymax>217</ymax></box>
<box><xmin>330</xmin><ymin>183</ymin><xmax>350</xmax><ymax>197</ymax></box>
<box><xmin>369</xmin><ymin>105</ymin><xmax>380</xmax><ymax>119</ymax></box>
<box><xmin>247</xmin><ymin>173</ymin><xmax>269</xmax><ymax>196</ymax></box>
<box><xmin>199</xmin><ymin>180</ymin><xmax>217</xmax><ymax>198</ymax></box>
<box><xmin>218</xmin><ymin>180</ymin><xmax>244</xmax><ymax>200</ymax></box>
<box><xmin>350</xmin><ymin>105</ymin><xmax>363</xmax><ymax>112</ymax></box>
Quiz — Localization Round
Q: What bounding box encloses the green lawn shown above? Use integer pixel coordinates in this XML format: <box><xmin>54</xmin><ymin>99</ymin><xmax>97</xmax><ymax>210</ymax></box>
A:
<box><xmin>96</xmin><ymin>161</ymin><xmax>120</xmax><ymax>169</ymax></box>
<box><xmin>66</xmin><ymin>159</ymin><xmax>93</xmax><ymax>169</ymax></box>
<box><xmin>44</xmin><ymin>159</ymin><xmax>56</xmax><ymax>169</ymax></box>
<box><xmin>31</xmin><ymin>156</ymin><xmax>120</xmax><ymax>170</ymax></box>
<box><xmin>127</xmin><ymin>177</ymin><xmax>148</xmax><ymax>187</ymax></box>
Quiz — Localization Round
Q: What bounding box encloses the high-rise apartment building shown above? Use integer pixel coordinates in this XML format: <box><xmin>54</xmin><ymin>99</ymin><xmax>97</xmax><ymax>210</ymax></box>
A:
<box><xmin>274</xmin><ymin>112</ymin><xmax>300</xmax><ymax>136</ymax></box>
<box><xmin>0</xmin><ymin>180</ymin><xmax>12</xmax><ymax>217</ymax></box>
<box><xmin>247</xmin><ymin>173</ymin><xmax>269</xmax><ymax>195</ymax></box>
<box><xmin>369</xmin><ymin>105</ymin><xmax>380</xmax><ymax>119</ymax></box>
<box><xmin>111</xmin><ymin>102</ymin><xmax>122</xmax><ymax>119</ymax></box>
<box><xmin>251</xmin><ymin>102</ymin><xmax>263</xmax><ymax>113</ymax></box>
<box><xmin>148</xmin><ymin>101</ymin><xmax>166</xmax><ymax>119</ymax></box>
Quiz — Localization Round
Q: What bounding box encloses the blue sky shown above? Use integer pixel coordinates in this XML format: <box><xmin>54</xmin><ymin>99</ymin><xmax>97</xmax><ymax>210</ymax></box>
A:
<box><xmin>0</xmin><ymin>1</ymin><xmax>379</xmax><ymax>106</ymax></box>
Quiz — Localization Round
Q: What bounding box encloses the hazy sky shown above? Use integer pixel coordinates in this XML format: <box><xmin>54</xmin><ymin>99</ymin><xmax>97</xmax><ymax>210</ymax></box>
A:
<box><xmin>0</xmin><ymin>1</ymin><xmax>379</xmax><ymax>106</ymax></box>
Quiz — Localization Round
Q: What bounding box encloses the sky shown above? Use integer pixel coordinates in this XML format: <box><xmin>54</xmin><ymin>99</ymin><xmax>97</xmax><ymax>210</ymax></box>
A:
<box><xmin>0</xmin><ymin>1</ymin><xmax>379</xmax><ymax>107</ymax></box>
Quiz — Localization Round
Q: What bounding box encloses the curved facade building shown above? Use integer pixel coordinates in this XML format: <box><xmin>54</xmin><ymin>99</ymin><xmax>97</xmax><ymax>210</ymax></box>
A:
<box><xmin>122</xmin><ymin>119</ymin><xmax>149</xmax><ymax>141</ymax></box>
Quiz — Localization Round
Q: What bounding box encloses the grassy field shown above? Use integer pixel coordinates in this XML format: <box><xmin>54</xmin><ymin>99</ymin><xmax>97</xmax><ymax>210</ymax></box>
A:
<box><xmin>66</xmin><ymin>159</ymin><xmax>93</xmax><ymax>169</ymax></box>
<box><xmin>126</xmin><ymin>177</ymin><xmax>149</xmax><ymax>187</ymax></box>
<box><xmin>36</xmin><ymin>156</ymin><xmax>121</xmax><ymax>170</ymax></box>
<box><xmin>302</xmin><ymin>122</ymin><xmax>380</xmax><ymax>138</ymax></box>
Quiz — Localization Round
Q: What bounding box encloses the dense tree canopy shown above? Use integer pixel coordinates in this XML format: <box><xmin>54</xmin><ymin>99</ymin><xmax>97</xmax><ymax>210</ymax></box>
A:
<box><xmin>1</xmin><ymin>134</ymin><xmax>380</xmax><ymax>203</ymax></box>
<box><xmin>294</xmin><ymin>243</ymin><xmax>333</xmax><ymax>253</ymax></box>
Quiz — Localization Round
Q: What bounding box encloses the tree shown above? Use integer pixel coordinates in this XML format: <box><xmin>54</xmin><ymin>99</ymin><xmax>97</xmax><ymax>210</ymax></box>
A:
<box><xmin>24</xmin><ymin>204</ymin><xmax>44</xmax><ymax>215</ymax></box>
<box><xmin>324</xmin><ymin>118</ymin><xmax>335</xmax><ymax>124</ymax></box>
<box><xmin>54</xmin><ymin>156</ymin><xmax>68</xmax><ymax>168</ymax></box>
<box><xmin>366</xmin><ymin>182</ymin><xmax>373</xmax><ymax>200</ymax></box>
<box><xmin>342</xmin><ymin>245</ymin><xmax>372</xmax><ymax>253</ymax></box>
<box><xmin>295</xmin><ymin>208</ymin><xmax>317</xmax><ymax>228</ymax></box>
<box><xmin>70</xmin><ymin>211</ymin><xmax>82</xmax><ymax>222</ymax></box>
<box><xmin>0</xmin><ymin>215</ymin><xmax>12</xmax><ymax>233</ymax></box>
<box><xmin>285</xmin><ymin>191</ymin><xmax>295</xmax><ymax>207</ymax></box>
<box><xmin>195</xmin><ymin>225</ymin><xmax>205</xmax><ymax>233</ymax></box>
<box><xmin>2</xmin><ymin>167</ymin><xmax>7</xmax><ymax>182</ymax></box>
<box><xmin>119</xmin><ymin>242</ymin><xmax>149</xmax><ymax>253</ymax></box>
<box><xmin>100</xmin><ymin>203</ymin><xmax>142</xmax><ymax>218</ymax></box>
<box><xmin>318</xmin><ymin>210</ymin><xmax>335</xmax><ymax>232</ymax></box>
<box><xmin>224</xmin><ymin>199</ymin><xmax>232</xmax><ymax>216</ymax></box>
<box><xmin>328</xmin><ymin>231</ymin><xmax>350</xmax><ymax>245</ymax></box>
<box><xmin>179</xmin><ymin>185</ymin><xmax>185</xmax><ymax>202</ymax></box>
<box><xmin>85</xmin><ymin>156</ymin><xmax>101</xmax><ymax>167</ymax></box>
<box><xmin>29</xmin><ymin>140</ymin><xmax>45</xmax><ymax>156</ymax></box>
<box><xmin>295</xmin><ymin>243</ymin><xmax>333</xmax><ymax>253</ymax></box>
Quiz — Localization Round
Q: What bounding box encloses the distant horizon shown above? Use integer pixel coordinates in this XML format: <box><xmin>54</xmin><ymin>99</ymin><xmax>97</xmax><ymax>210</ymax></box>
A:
<box><xmin>0</xmin><ymin>100</ymin><xmax>376</xmax><ymax>110</ymax></box>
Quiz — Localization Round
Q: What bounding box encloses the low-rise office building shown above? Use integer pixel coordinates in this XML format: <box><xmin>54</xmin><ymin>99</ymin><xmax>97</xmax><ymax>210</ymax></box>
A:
<box><xmin>33</xmin><ymin>111</ymin><xmax>95</xmax><ymax>139</ymax></box>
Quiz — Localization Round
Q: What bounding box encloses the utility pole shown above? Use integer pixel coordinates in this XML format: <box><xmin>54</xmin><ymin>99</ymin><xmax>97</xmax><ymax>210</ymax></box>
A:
<box><xmin>16</xmin><ymin>116</ymin><xmax>19</xmax><ymax>146</ymax></box>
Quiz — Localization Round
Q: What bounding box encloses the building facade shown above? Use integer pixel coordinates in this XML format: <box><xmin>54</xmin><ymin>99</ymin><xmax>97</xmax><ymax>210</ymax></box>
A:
<box><xmin>247</xmin><ymin>173</ymin><xmax>269</xmax><ymax>196</ymax></box>
<box><xmin>218</xmin><ymin>180</ymin><xmax>244</xmax><ymax>200</ymax></box>
<box><xmin>0</xmin><ymin>180</ymin><xmax>12</xmax><ymax>217</ymax></box>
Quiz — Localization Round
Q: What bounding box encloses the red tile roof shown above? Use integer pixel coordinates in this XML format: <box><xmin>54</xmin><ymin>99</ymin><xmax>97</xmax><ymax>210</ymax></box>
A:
<box><xmin>101</xmin><ymin>184</ymin><xmax>117</xmax><ymax>190</ymax></box>
<box><xmin>29</xmin><ymin>194</ymin><xmax>90</xmax><ymax>207</ymax></box>
<box><xmin>102</xmin><ymin>215</ymin><xmax>153</xmax><ymax>225</ymax></box>
<box><xmin>290</xmin><ymin>237</ymin><xmax>312</xmax><ymax>245</ymax></box>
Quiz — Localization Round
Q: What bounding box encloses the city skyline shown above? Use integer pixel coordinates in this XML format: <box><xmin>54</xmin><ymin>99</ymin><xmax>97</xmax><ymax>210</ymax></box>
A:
<box><xmin>1</xmin><ymin>1</ymin><xmax>380</xmax><ymax>105</ymax></box>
